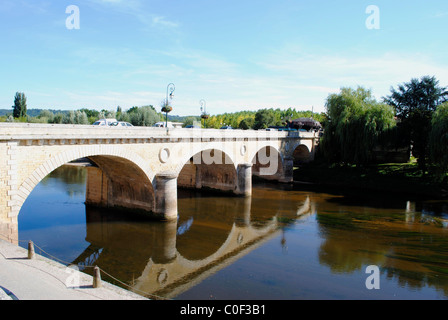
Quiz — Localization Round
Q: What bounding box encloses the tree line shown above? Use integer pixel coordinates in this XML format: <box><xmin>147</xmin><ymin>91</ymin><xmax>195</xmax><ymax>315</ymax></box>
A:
<box><xmin>3</xmin><ymin>75</ymin><xmax>448</xmax><ymax>177</ymax></box>
<box><xmin>3</xmin><ymin>94</ymin><xmax>325</xmax><ymax>130</ymax></box>
<box><xmin>195</xmin><ymin>109</ymin><xmax>326</xmax><ymax>130</ymax></box>
<box><xmin>3</xmin><ymin>101</ymin><xmax>163</xmax><ymax>127</ymax></box>
<box><xmin>320</xmin><ymin>76</ymin><xmax>448</xmax><ymax>179</ymax></box>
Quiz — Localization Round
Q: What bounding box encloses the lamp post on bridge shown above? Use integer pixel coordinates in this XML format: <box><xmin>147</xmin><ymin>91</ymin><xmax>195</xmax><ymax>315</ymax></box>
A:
<box><xmin>200</xmin><ymin>99</ymin><xmax>209</xmax><ymax>129</ymax></box>
<box><xmin>162</xmin><ymin>83</ymin><xmax>175</xmax><ymax>132</ymax></box>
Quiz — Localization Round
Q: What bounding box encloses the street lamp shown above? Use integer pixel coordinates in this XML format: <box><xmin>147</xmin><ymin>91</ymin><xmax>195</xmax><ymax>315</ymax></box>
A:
<box><xmin>162</xmin><ymin>83</ymin><xmax>175</xmax><ymax>129</ymax></box>
<box><xmin>200</xmin><ymin>99</ymin><xmax>209</xmax><ymax>128</ymax></box>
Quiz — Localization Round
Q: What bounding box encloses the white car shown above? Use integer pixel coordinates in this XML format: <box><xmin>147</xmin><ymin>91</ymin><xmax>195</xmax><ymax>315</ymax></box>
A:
<box><xmin>110</xmin><ymin>121</ymin><xmax>133</xmax><ymax>127</ymax></box>
<box><xmin>93</xmin><ymin>119</ymin><xmax>118</xmax><ymax>126</ymax></box>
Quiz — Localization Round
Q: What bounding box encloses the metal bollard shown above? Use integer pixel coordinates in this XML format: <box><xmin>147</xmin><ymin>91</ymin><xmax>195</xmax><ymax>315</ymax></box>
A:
<box><xmin>93</xmin><ymin>266</ymin><xmax>102</xmax><ymax>288</ymax></box>
<box><xmin>28</xmin><ymin>241</ymin><xmax>35</xmax><ymax>260</ymax></box>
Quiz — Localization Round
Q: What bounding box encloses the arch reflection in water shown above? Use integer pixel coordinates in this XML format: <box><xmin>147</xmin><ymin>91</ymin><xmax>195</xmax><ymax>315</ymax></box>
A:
<box><xmin>73</xmin><ymin>188</ymin><xmax>314</xmax><ymax>299</ymax></box>
<box><xmin>17</xmin><ymin>165</ymin><xmax>448</xmax><ymax>299</ymax></box>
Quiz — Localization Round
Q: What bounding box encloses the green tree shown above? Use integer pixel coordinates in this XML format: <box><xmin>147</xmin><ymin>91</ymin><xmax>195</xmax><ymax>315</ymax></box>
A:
<box><xmin>59</xmin><ymin>110</ymin><xmax>89</xmax><ymax>124</ymax></box>
<box><xmin>27</xmin><ymin>109</ymin><xmax>55</xmax><ymax>123</ymax></box>
<box><xmin>62</xmin><ymin>111</ymin><xmax>76</xmax><ymax>124</ymax></box>
<box><xmin>384</xmin><ymin>76</ymin><xmax>448</xmax><ymax>170</ymax></box>
<box><xmin>79</xmin><ymin>108</ymin><xmax>99</xmax><ymax>118</ymax></box>
<box><xmin>254</xmin><ymin>109</ymin><xmax>279</xmax><ymax>130</ymax></box>
<box><xmin>128</xmin><ymin>105</ymin><xmax>161</xmax><ymax>126</ymax></box>
<box><xmin>51</xmin><ymin>113</ymin><xmax>64</xmax><ymax>124</ymax></box>
<box><xmin>13</xmin><ymin>92</ymin><xmax>27</xmax><ymax>118</ymax></box>
<box><xmin>127</xmin><ymin>106</ymin><xmax>139</xmax><ymax>114</ymax></box>
<box><xmin>322</xmin><ymin>87</ymin><xmax>396</xmax><ymax>165</ymax></box>
<box><xmin>238</xmin><ymin>117</ymin><xmax>255</xmax><ymax>130</ymax></box>
<box><xmin>75</xmin><ymin>110</ymin><xmax>89</xmax><ymax>124</ymax></box>
<box><xmin>429</xmin><ymin>102</ymin><xmax>448</xmax><ymax>179</ymax></box>
<box><xmin>79</xmin><ymin>108</ymin><xmax>99</xmax><ymax>123</ymax></box>
<box><xmin>182</xmin><ymin>116</ymin><xmax>201</xmax><ymax>127</ymax></box>
<box><xmin>99</xmin><ymin>109</ymin><xmax>116</xmax><ymax>119</ymax></box>
<box><xmin>117</xmin><ymin>111</ymin><xmax>130</xmax><ymax>123</ymax></box>
<box><xmin>38</xmin><ymin>110</ymin><xmax>55</xmax><ymax>123</ymax></box>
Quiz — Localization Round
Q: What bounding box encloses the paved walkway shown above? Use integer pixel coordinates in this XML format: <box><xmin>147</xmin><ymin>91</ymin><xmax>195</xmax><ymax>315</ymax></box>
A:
<box><xmin>0</xmin><ymin>239</ymin><xmax>148</xmax><ymax>300</ymax></box>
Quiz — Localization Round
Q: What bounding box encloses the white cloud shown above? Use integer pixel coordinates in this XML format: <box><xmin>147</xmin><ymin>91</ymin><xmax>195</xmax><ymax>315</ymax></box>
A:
<box><xmin>255</xmin><ymin>48</ymin><xmax>448</xmax><ymax>103</ymax></box>
<box><xmin>19</xmin><ymin>46</ymin><xmax>448</xmax><ymax>116</ymax></box>
<box><xmin>434</xmin><ymin>11</ymin><xmax>448</xmax><ymax>18</ymax></box>
<box><xmin>152</xmin><ymin>16</ymin><xmax>179</xmax><ymax>28</ymax></box>
<box><xmin>89</xmin><ymin>0</ymin><xmax>179</xmax><ymax>30</ymax></box>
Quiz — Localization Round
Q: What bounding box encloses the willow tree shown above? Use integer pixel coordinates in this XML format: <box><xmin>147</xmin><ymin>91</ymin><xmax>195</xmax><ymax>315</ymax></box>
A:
<box><xmin>321</xmin><ymin>87</ymin><xmax>396</xmax><ymax>165</ymax></box>
<box><xmin>429</xmin><ymin>102</ymin><xmax>448</xmax><ymax>179</ymax></box>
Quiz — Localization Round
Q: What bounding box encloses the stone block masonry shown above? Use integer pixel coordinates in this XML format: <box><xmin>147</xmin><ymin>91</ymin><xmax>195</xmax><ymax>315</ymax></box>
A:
<box><xmin>0</xmin><ymin>123</ymin><xmax>319</xmax><ymax>241</ymax></box>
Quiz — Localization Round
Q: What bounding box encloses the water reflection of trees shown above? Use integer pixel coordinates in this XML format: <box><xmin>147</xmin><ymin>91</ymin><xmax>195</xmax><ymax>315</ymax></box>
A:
<box><xmin>315</xmin><ymin>198</ymin><xmax>448</xmax><ymax>297</ymax></box>
<box><xmin>39</xmin><ymin>165</ymin><xmax>87</xmax><ymax>198</ymax></box>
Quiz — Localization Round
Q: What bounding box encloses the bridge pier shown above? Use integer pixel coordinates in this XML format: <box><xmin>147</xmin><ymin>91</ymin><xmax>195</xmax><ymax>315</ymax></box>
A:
<box><xmin>86</xmin><ymin>168</ymin><xmax>179</xmax><ymax>221</ymax></box>
<box><xmin>155</xmin><ymin>172</ymin><xmax>179</xmax><ymax>221</ymax></box>
<box><xmin>151</xmin><ymin>219</ymin><xmax>178</xmax><ymax>263</ymax></box>
<box><xmin>0</xmin><ymin>140</ymin><xmax>19</xmax><ymax>244</ymax></box>
<box><xmin>236</xmin><ymin>163</ymin><xmax>253</xmax><ymax>197</ymax></box>
<box><xmin>280</xmin><ymin>156</ymin><xmax>294</xmax><ymax>183</ymax></box>
<box><xmin>85</xmin><ymin>166</ymin><xmax>108</xmax><ymax>208</ymax></box>
<box><xmin>0</xmin><ymin>217</ymin><xmax>18</xmax><ymax>245</ymax></box>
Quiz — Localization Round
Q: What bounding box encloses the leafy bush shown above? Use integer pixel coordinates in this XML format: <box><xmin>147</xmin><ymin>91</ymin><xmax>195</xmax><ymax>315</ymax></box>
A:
<box><xmin>128</xmin><ymin>106</ymin><xmax>161</xmax><ymax>127</ymax></box>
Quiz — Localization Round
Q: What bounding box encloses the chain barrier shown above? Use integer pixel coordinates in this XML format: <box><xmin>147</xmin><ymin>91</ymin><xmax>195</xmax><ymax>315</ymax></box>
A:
<box><xmin>0</xmin><ymin>234</ymin><xmax>170</xmax><ymax>300</ymax></box>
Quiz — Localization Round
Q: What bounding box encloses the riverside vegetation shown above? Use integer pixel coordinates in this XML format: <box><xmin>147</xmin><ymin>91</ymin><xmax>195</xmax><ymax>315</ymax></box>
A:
<box><xmin>298</xmin><ymin>76</ymin><xmax>448</xmax><ymax>198</ymax></box>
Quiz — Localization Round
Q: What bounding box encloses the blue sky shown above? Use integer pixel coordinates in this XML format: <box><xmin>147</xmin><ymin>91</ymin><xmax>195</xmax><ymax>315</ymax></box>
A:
<box><xmin>1</xmin><ymin>0</ymin><xmax>447</xmax><ymax>116</ymax></box>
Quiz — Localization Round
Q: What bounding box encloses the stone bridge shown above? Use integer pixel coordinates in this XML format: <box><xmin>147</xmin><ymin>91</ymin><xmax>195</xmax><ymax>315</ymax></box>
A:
<box><xmin>0</xmin><ymin>123</ymin><xmax>319</xmax><ymax>243</ymax></box>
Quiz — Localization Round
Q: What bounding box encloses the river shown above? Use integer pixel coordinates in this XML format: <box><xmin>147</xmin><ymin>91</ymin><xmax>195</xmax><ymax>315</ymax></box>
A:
<box><xmin>18</xmin><ymin>165</ymin><xmax>448</xmax><ymax>300</ymax></box>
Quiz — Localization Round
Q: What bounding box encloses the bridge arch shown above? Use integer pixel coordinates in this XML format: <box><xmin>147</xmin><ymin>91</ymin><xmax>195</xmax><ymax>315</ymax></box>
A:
<box><xmin>176</xmin><ymin>147</ymin><xmax>238</xmax><ymax>194</ymax></box>
<box><xmin>250</xmin><ymin>144</ymin><xmax>285</xmax><ymax>181</ymax></box>
<box><xmin>289</xmin><ymin>141</ymin><xmax>315</xmax><ymax>164</ymax></box>
<box><xmin>174</xmin><ymin>142</ymin><xmax>239</xmax><ymax>176</ymax></box>
<box><xmin>292</xmin><ymin>144</ymin><xmax>311</xmax><ymax>164</ymax></box>
<box><xmin>247</xmin><ymin>141</ymin><xmax>284</xmax><ymax>165</ymax></box>
<box><xmin>16</xmin><ymin>145</ymin><xmax>156</xmax><ymax>218</ymax></box>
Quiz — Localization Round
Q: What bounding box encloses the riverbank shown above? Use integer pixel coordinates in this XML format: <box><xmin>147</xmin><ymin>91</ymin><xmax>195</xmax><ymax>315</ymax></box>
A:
<box><xmin>0</xmin><ymin>239</ymin><xmax>148</xmax><ymax>300</ymax></box>
<box><xmin>293</xmin><ymin>161</ymin><xmax>448</xmax><ymax>200</ymax></box>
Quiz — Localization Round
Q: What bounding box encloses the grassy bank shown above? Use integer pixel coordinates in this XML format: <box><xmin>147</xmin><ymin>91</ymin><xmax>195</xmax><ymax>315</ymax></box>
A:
<box><xmin>293</xmin><ymin>160</ymin><xmax>448</xmax><ymax>199</ymax></box>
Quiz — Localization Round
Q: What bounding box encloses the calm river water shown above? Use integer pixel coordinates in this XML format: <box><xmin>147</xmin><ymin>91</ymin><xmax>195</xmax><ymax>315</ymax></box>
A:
<box><xmin>18</xmin><ymin>165</ymin><xmax>448</xmax><ymax>300</ymax></box>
